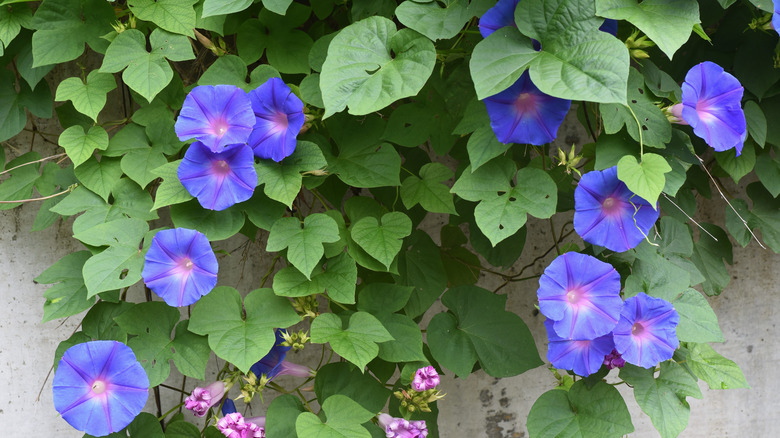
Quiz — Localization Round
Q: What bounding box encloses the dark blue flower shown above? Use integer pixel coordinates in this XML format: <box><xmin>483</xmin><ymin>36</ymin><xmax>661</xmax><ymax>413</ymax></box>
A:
<box><xmin>544</xmin><ymin>319</ymin><xmax>615</xmax><ymax>377</ymax></box>
<box><xmin>247</xmin><ymin>78</ymin><xmax>305</xmax><ymax>162</ymax></box>
<box><xmin>774</xmin><ymin>1</ymin><xmax>780</xmax><ymax>36</ymax></box>
<box><xmin>537</xmin><ymin>252</ymin><xmax>623</xmax><ymax>340</ymax></box>
<box><xmin>478</xmin><ymin>0</ymin><xmax>519</xmax><ymax>38</ymax></box>
<box><xmin>142</xmin><ymin>228</ymin><xmax>219</xmax><ymax>307</ymax></box>
<box><xmin>175</xmin><ymin>85</ymin><xmax>255</xmax><ymax>152</ymax></box>
<box><xmin>613</xmin><ymin>293</ymin><xmax>679</xmax><ymax>368</ymax></box>
<box><xmin>600</xmin><ymin>19</ymin><xmax>618</xmax><ymax>36</ymax></box>
<box><xmin>53</xmin><ymin>341</ymin><xmax>149</xmax><ymax>436</ymax></box>
<box><xmin>574</xmin><ymin>166</ymin><xmax>659</xmax><ymax>252</ymax></box>
<box><xmin>177</xmin><ymin>142</ymin><xmax>257</xmax><ymax>211</ymax></box>
<box><xmin>679</xmin><ymin>61</ymin><xmax>746</xmax><ymax>154</ymax></box>
<box><xmin>250</xmin><ymin>330</ymin><xmax>292</xmax><ymax>379</ymax></box>
<box><xmin>483</xmin><ymin>72</ymin><xmax>571</xmax><ymax>145</ymax></box>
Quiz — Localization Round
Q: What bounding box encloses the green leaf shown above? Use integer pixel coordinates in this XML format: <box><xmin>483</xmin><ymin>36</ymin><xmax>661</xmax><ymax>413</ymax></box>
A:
<box><xmin>30</xmin><ymin>0</ymin><xmax>114</xmax><ymax>66</ymax></box>
<box><xmin>451</xmin><ymin>156</ymin><xmax>514</xmax><ymax>202</ymax></box>
<box><xmin>73</xmin><ymin>217</ymin><xmax>148</xmax><ymax>247</ymax></box>
<box><xmin>55</xmin><ymin>71</ymin><xmax>116</xmax><ymax>122</ymax></box>
<box><xmin>469</xmin><ymin>27</ymin><xmax>537</xmax><ymax>101</ymax></box>
<box><xmin>320</xmin><ymin>16</ymin><xmax>436</xmax><ymax>117</ymax></box>
<box><xmin>128</xmin><ymin>413</ymin><xmax>165</xmax><ymax>438</ymax></box>
<box><xmin>121</xmin><ymin>147</ymin><xmax>167</xmax><ymax>188</ymax></box>
<box><xmin>428</xmin><ymin>286</ymin><xmax>541</xmax><ymax>377</ymax></box>
<box><xmin>395</xmin><ymin>230</ymin><xmax>448</xmax><ymax>318</ymax></box>
<box><xmin>619</xmin><ymin>362</ymin><xmax>701</xmax><ymax>438</ymax></box>
<box><xmin>373</xmin><ymin>312</ymin><xmax>426</xmax><ymax>362</ymax></box>
<box><xmin>617</xmin><ymin>153</ymin><xmax>671</xmax><ymax>207</ymax></box>
<box><xmin>672</xmin><ymin>289</ymin><xmax>724</xmax><ymax>343</ymax></box>
<box><xmin>241</xmin><ymin>190</ymin><xmax>286</xmax><ymax>231</ymax></box>
<box><xmin>59</xmin><ymin>125</ymin><xmax>109</xmax><ymax>168</ymax></box>
<box><xmin>690</xmin><ymin>223</ymin><xmax>732</xmax><ymax>295</ymax></box>
<box><xmin>310</xmin><ymin>312</ymin><xmax>394</xmax><ymax>370</ymax></box>
<box><xmin>331</xmin><ymin>142</ymin><xmax>401</xmax><ymax>188</ymax></box>
<box><xmin>152</xmin><ymin>160</ymin><xmax>193</xmax><ymax>210</ymax></box>
<box><xmin>315</xmin><ymin>362</ymin><xmax>392</xmax><ymax>413</ymax></box>
<box><xmin>0</xmin><ymin>70</ymin><xmax>25</xmax><ymax>141</ymax></box>
<box><xmin>744</xmin><ymin>100</ymin><xmax>767</xmax><ymax>147</ymax></box>
<box><xmin>601</xmin><ymin>68</ymin><xmax>671</xmax><ymax>148</ymax></box>
<box><xmin>256</xmin><ymin>140</ymin><xmax>327</xmax><ymax>206</ymax></box>
<box><xmin>100</xmin><ymin>29</ymin><xmax>174</xmax><ymax>102</ymax></box>
<box><xmin>273</xmin><ymin>252</ymin><xmax>358</xmax><ymax>304</ymax></box>
<box><xmin>400</xmin><ymin>163</ymin><xmax>456</xmax><ymax>214</ymax></box>
<box><xmin>189</xmin><ymin>287</ymin><xmax>300</xmax><ymax>372</ymax></box>
<box><xmin>267</xmin><ymin>214</ymin><xmax>341</xmax><ymax>279</ymax></box>
<box><xmin>466</xmin><ymin>126</ymin><xmax>511</xmax><ymax>173</ymax></box>
<box><xmin>395</xmin><ymin>0</ymin><xmax>470</xmax><ymax>41</ymax></box>
<box><xmin>37</xmin><ymin>251</ymin><xmax>94</xmax><ymax>322</ymax></box>
<box><xmin>755</xmin><ymin>147</ymin><xmax>780</xmax><ymax>197</ymax></box>
<box><xmin>715</xmin><ymin>141</ymin><xmax>756</xmax><ymax>184</ymax></box>
<box><xmin>527</xmin><ymin>381</ymin><xmax>634</xmax><ymax>438</ymax></box>
<box><xmin>686</xmin><ymin>343</ymin><xmax>749</xmax><ymax>389</ymax></box>
<box><xmin>350</xmin><ymin>212</ymin><xmax>412</xmax><ymax>269</ymax></box>
<box><xmin>746</xmin><ymin>182</ymin><xmax>780</xmax><ymax>252</ymax></box>
<box><xmin>262</xmin><ymin>0</ymin><xmax>293</xmax><ymax>15</ymax></box>
<box><xmin>170</xmin><ymin>201</ymin><xmax>245</xmax><ymax>241</ymax></box>
<box><xmin>128</xmin><ymin>0</ymin><xmax>197</xmax><ymax>37</ymax></box>
<box><xmin>357</xmin><ymin>283</ymin><xmax>414</xmax><ymax>314</ymax></box>
<box><xmin>82</xmin><ymin>245</ymin><xmax>144</xmax><ymax>297</ymax></box>
<box><xmin>0</xmin><ymin>3</ymin><xmax>32</xmax><ymax>49</ymax></box>
<box><xmin>474</xmin><ymin>167</ymin><xmax>557</xmax><ymax>246</ymax></box>
<box><xmin>296</xmin><ymin>395</ymin><xmax>374</xmax><ymax>438</ymax></box>
<box><xmin>266</xmin><ymin>395</ymin><xmax>306</xmax><ymax>438</ymax></box>
<box><xmin>595</xmin><ymin>0</ymin><xmax>700</xmax><ymax>59</ymax></box>
<box><xmin>201</xmin><ymin>0</ymin><xmax>251</xmax><ymax>17</ymax></box>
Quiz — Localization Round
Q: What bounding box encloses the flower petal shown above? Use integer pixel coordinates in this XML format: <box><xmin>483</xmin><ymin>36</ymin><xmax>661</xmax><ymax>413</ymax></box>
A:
<box><xmin>175</xmin><ymin>85</ymin><xmax>255</xmax><ymax>152</ymax></box>
<box><xmin>613</xmin><ymin>293</ymin><xmax>680</xmax><ymax>368</ymax></box>
<box><xmin>545</xmin><ymin>319</ymin><xmax>615</xmax><ymax>376</ymax></box>
<box><xmin>478</xmin><ymin>0</ymin><xmax>519</xmax><ymax>38</ymax></box>
<box><xmin>178</xmin><ymin>142</ymin><xmax>257</xmax><ymax>211</ymax></box>
<box><xmin>248</xmin><ymin>78</ymin><xmax>305</xmax><ymax>162</ymax></box>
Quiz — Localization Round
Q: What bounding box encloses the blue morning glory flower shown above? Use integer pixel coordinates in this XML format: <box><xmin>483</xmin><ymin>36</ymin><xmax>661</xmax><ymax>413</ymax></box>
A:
<box><xmin>483</xmin><ymin>72</ymin><xmax>571</xmax><ymax>145</ymax></box>
<box><xmin>247</xmin><ymin>78</ymin><xmax>305</xmax><ymax>162</ymax></box>
<box><xmin>574</xmin><ymin>166</ymin><xmax>660</xmax><ymax>252</ymax></box>
<box><xmin>537</xmin><ymin>252</ymin><xmax>623</xmax><ymax>340</ymax></box>
<box><xmin>544</xmin><ymin>319</ymin><xmax>615</xmax><ymax>377</ymax></box>
<box><xmin>174</xmin><ymin>85</ymin><xmax>255</xmax><ymax>152</ymax></box>
<box><xmin>612</xmin><ymin>293</ymin><xmax>680</xmax><ymax>368</ymax></box>
<box><xmin>250</xmin><ymin>330</ymin><xmax>313</xmax><ymax>381</ymax></box>
<box><xmin>142</xmin><ymin>228</ymin><xmax>219</xmax><ymax>307</ymax></box>
<box><xmin>177</xmin><ymin>142</ymin><xmax>257</xmax><ymax>211</ymax></box>
<box><xmin>53</xmin><ymin>341</ymin><xmax>149</xmax><ymax>437</ymax></box>
<box><xmin>600</xmin><ymin>19</ymin><xmax>618</xmax><ymax>36</ymax></box>
<box><xmin>774</xmin><ymin>1</ymin><xmax>780</xmax><ymax>36</ymax></box>
<box><xmin>679</xmin><ymin>61</ymin><xmax>747</xmax><ymax>155</ymax></box>
<box><xmin>478</xmin><ymin>0</ymin><xmax>519</xmax><ymax>38</ymax></box>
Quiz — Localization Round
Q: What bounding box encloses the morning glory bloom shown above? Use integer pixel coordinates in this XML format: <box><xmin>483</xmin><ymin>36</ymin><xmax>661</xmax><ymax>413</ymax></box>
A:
<box><xmin>53</xmin><ymin>341</ymin><xmax>149</xmax><ymax>437</ymax></box>
<box><xmin>603</xmin><ymin>349</ymin><xmax>626</xmax><ymax>369</ymax></box>
<box><xmin>478</xmin><ymin>0</ymin><xmax>519</xmax><ymax>38</ymax></box>
<box><xmin>184</xmin><ymin>381</ymin><xmax>227</xmax><ymax>417</ymax></box>
<box><xmin>175</xmin><ymin>85</ymin><xmax>255</xmax><ymax>152</ymax></box>
<box><xmin>250</xmin><ymin>330</ymin><xmax>314</xmax><ymax>380</ymax></box>
<box><xmin>600</xmin><ymin>19</ymin><xmax>618</xmax><ymax>36</ymax></box>
<box><xmin>537</xmin><ymin>252</ymin><xmax>622</xmax><ymax>340</ymax></box>
<box><xmin>178</xmin><ymin>142</ymin><xmax>257</xmax><ymax>211</ymax></box>
<box><xmin>613</xmin><ymin>293</ymin><xmax>680</xmax><ymax>368</ymax></box>
<box><xmin>247</xmin><ymin>78</ymin><xmax>305</xmax><ymax>162</ymax></box>
<box><xmin>774</xmin><ymin>1</ymin><xmax>780</xmax><ymax>34</ymax></box>
<box><xmin>218</xmin><ymin>412</ymin><xmax>266</xmax><ymax>438</ymax></box>
<box><xmin>484</xmin><ymin>72</ymin><xmax>571</xmax><ymax>145</ymax></box>
<box><xmin>412</xmin><ymin>366</ymin><xmax>440</xmax><ymax>391</ymax></box>
<box><xmin>676</xmin><ymin>61</ymin><xmax>746</xmax><ymax>155</ymax></box>
<box><xmin>377</xmin><ymin>414</ymin><xmax>428</xmax><ymax>438</ymax></box>
<box><xmin>574</xmin><ymin>166</ymin><xmax>660</xmax><ymax>252</ymax></box>
<box><xmin>544</xmin><ymin>319</ymin><xmax>615</xmax><ymax>377</ymax></box>
<box><xmin>142</xmin><ymin>228</ymin><xmax>219</xmax><ymax>307</ymax></box>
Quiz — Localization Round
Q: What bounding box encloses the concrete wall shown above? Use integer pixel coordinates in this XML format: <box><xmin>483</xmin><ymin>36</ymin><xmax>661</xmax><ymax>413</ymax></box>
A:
<box><xmin>1</xmin><ymin>108</ymin><xmax>777</xmax><ymax>437</ymax></box>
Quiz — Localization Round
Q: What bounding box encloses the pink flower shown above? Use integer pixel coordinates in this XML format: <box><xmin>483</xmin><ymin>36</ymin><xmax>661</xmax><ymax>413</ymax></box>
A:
<box><xmin>217</xmin><ymin>412</ymin><xmax>265</xmax><ymax>438</ymax></box>
<box><xmin>412</xmin><ymin>366</ymin><xmax>440</xmax><ymax>391</ymax></box>
<box><xmin>184</xmin><ymin>381</ymin><xmax>227</xmax><ymax>417</ymax></box>
<box><xmin>377</xmin><ymin>413</ymin><xmax>428</xmax><ymax>438</ymax></box>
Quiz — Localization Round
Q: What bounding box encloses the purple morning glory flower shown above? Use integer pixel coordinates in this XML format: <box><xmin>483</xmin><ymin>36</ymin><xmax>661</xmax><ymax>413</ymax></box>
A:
<box><xmin>52</xmin><ymin>341</ymin><xmax>149</xmax><ymax>437</ymax></box>
<box><xmin>483</xmin><ymin>72</ymin><xmax>571</xmax><ymax>145</ymax></box>
<box><xmin>613</xmin><ymin>292</ymin><xmax>680</xmax><ymax>368</ymax></box>
<box><xmin>218</xmin><ymin>412</ymin><xmax>266</xmax><ymax>438</ymax></box>
<box><xmin>184</xmin><ymin>381</ymin><xmax>227</xmax><ymax>417</ymax></box>
<box><xmin>412</xmin><ymin>366</ymin><xmax>440</xmax><ymax>391</ymax></box>
<box><xmin>678</xmin><ymin>61</ymin><xmax>746</xmax><ymax>155</ymax></box>
<box><xmin>377</xmin><ymin>414</ymin><xmax>428</xmax><ymax>438</ymax></box>
<box><xmin>544</xmin><ymin>319</ymin><xmax>615</xmax><ymax>377</ymax></box>
<box><xmin>537</xmin><ymin>252</ymin><xmax>622</xmax><ymax>340</ymax></box>
<box><xmin>247</xmin><ymin>78</ymin><xmax>305</xmax><ymax>162</ymax></box>
<box><xmin>478</xmin><ymin>0</ymin><xmax>519</xmax><ymax>38</ymax></box>
<box><xmin>603</xmin><ymin>349</ymin><xmax>626</xmax><ymax>369</ymax></box>
<box><xmin>174</xmin><ymin>85</ymin><xmax>255</xmax><ymax>152</ymax></box>
<box><xmin>177</xmin><ymin>142</ymin><xmax>257</xmax><ymax>211</ymax></box>
<box><xmin>774</xmin><ymin>1</ymin><xmax>780</xmax><ymax>34</ymax></box>
<box><xmin>600</xmin><ymin>19</ymin><xmax>618</xmax><ymax>36</ymax></box>
<box><xmin>574</xmin><ymin>166</ymin><xmax>660</xmax><ymax>252</ymax></box>
<box><xmin>142</xmin><ymin>228</ymin><xmax>219</xmax><ymax>307</ymax></box>
<box><xmin>250</xmin><ymin>330</ymin><xmax>314</xmax><ymax>380</ymax></box>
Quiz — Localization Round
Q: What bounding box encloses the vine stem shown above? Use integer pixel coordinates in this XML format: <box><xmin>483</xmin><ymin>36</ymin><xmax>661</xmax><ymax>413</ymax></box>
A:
<box><xmin>660</xmin><ymin>193</ymin><xmax>718</xmax><ymax>241</ymax></box>
<box><xmin>158</xmin><ymin>402</ymin><xmax>185</xmax><ymax>422</ymax></box>
<box><xmin>0</xmin><ymin>186</ymin><xmax>74</xmax><ymax>204</ymax></box>
<box><xmin>626</xmin><ymin>105</ymin><xmax>644</xmax><ymax>158</ymax></box>
<box><xmin>0</xmin><ymin>153</ymin><xmax>66</xmax><ymax>177</ymax></box>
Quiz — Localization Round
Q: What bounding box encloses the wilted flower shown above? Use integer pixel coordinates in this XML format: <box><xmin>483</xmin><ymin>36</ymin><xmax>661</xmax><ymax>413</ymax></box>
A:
<box><xmin>174</xmin><ymin>85</ymin><xmax>255</xmax><ymax>152</ymax></box>
<box><xmin>613</xmin><ymin>293</ymin><xmax>680</xmax><ymax>368</ymax></box>
<box><xmin>53</xmin><ymin>341</ymin><xmax>149</xmax><ymax>437</ymax></box>
<box><xmin>544</xmin><ymin>319</ymin><xmax>615</xmax><ymax>377</ymax></box>
<box><xmin>177</xmin><ymin>142</ymin><xmax>257</xmax><ymax>211</ymax></box>
<box><xmin>250</xmin><ymin>330</ymin><xmax>314</xmax><ymax>380</ymax></box>
<box><xmin>247</xmin><ymin>78</ymin><xmax>305</xmax><ymax>162</ymax></box>
<box><xmin>676</xmin><ymin>61</ymin><xmax>746</xmax><ymax>154</ymax></box>
<box><xmin>412</xmin><ymin>366</ymin><xmax>440</xmax><ymax>391</ymax></box>
<box><xmin>537</xmin><ymin>252</ymin><xmax>622</xmax><ymax>340</ymax></box>
<box><xmin>573</xmin><ymin>166</ymin><xmax>660</xmax><ymax>252</ymax></box>
<box><xmin>603</xmin><ymin>349</ymin><xmax>626</xmax><ymax>369</ymax></box>
<box><xmin>185</xmin><ymin>381</ymin><xmax>227</xmax><ymax>417</ymax></box>
<box><xmin>142</xmin><ymin>228</ymin><xmax>219</xmax><ymax>307</ymax></box>
<box><xmin>484</xmin><ymin>72</ymin><xmax>571</xmax><ymax>145</ymax></box>
<box><xmin>377</xmin><ymin>413</ymin><xmax>428</xmax><ymax>438</ymax></box>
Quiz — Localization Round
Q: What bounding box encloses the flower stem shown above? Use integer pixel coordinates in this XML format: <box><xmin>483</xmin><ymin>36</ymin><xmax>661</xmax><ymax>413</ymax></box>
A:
<box><xmin>626</xmin><ymin>105</ymin><xmax>644</xmax><ymax>159</ymax></box>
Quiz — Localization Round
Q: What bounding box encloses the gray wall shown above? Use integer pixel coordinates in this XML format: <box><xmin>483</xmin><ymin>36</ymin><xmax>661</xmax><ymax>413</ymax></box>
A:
<box><xmin>1</xmin><ymin>109</ymin><xmax>776</xmax><ymax>437</ymax></box>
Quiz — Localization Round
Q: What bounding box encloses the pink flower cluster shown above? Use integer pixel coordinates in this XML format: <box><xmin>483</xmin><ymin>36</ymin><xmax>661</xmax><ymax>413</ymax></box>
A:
<box><xmin>184</xmin><ymin>381</ymin><xmax>226</xmax><ymax>417</ymax></box>
<box><xmin>217</xmin><ymin>412</ymin><xmax>266</xmax><ymax>438</ymax></box>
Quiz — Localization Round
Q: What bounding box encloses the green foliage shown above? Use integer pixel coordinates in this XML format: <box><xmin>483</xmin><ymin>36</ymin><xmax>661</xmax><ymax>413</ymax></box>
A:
<box><xmin>311</xmin><ymin>312</ymin><xmax>394</xmax><ymax>370</ymax></box>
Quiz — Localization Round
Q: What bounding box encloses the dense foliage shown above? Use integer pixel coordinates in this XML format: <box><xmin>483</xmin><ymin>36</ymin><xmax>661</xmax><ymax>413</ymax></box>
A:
<box><xmin>2</xmin><ymin>0</ymin><xmax>777</xmax><ymax>436</ymax></box>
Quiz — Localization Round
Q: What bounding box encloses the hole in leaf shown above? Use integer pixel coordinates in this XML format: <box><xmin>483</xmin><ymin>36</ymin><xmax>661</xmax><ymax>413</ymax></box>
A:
<box><xmin>498</xmin><ymin>224</ymin><xmax>504</xmax><ymax>230</ymax></box>
<box><xmin>642</xmin><ymin>125</ymin><xmax>648</xmax><ymax>131</ymax></box>
<box><xmin>497</xmin><ymin>191</ymin><xmax>506</xmax><ymax>196</ymax></box>
<box><xmin>365</xmin><ymin>66</ymin><xmax>380</xmax><ymax>75</ymax></box>
<box><xmin>119</xmin><ymin>269</ymin><xmax>129</xmax><ymax>280</ymax></box>
<box><xmin>509</xmin><ymin>197</ymin><xmax>517</xmax><ymax>202</ymax></box>
<box><xmin>631</xmin><ymin>99</ymin><xmax>637</xmax><ymax>104</ymax></box>
<box><xmin>638</xmin><ymin>88</ymin><xmax>644</xmax><ymax>94</ymax></box>
<box><xmin>404</xmin><ymin>123</ymin><xmax>412</xmax><ymax>128</ymax></box>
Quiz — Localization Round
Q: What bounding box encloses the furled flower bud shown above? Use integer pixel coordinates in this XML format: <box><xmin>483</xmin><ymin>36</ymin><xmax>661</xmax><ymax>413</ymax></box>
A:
<box><xmin>377</xmin><ymin>413</ymin><xmax>428</xmax><ymax>438</ymax></box>
<box><xmin>604</xmin><ymin>349</ymin><xmax>626</xmax><ymax>369</ymax></box>
<box><xmin>412</xmin><ymin>366</ymin><xmax>440</xmax><ymax>391</ymax></box>
<box><xmin>185</xmin><ymin>381</ymin><xmax>227</xmax><ymax>417</ymax></box>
